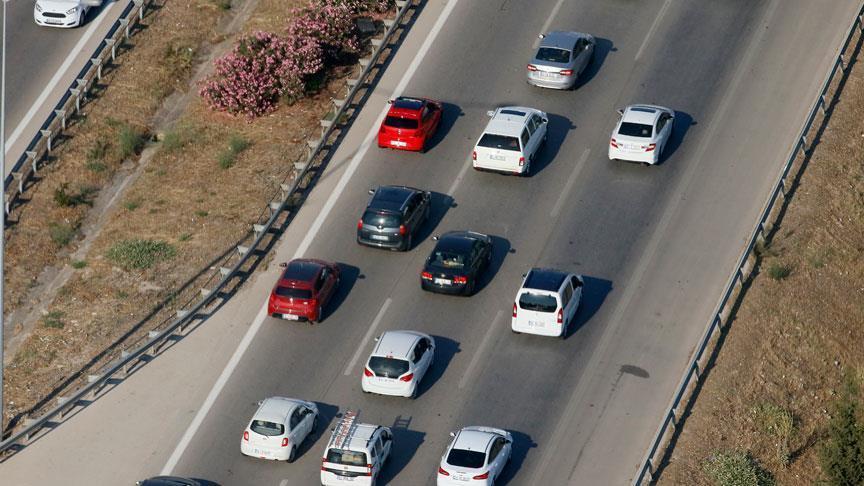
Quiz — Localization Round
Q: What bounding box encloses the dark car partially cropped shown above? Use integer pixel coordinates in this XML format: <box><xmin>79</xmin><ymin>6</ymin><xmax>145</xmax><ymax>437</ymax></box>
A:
<box><xmin>136</xmin><ymin>477</ymin><xmax>201</xmax><ymax>486</ymax></box>
<box><xmin>421</xmin><ymin>231</ymin><xmax>492</xmax><ymax>295</ymax></box>
<box><xmin>357</xmin><ymin>185</ymin><xmax>431</xmax><ymax>251</ymax></box>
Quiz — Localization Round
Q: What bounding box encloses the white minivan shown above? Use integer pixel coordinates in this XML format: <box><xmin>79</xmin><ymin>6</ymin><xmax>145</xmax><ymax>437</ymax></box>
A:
<box><xmin>321</xmin><ymin>411</ymin><xmax>393</xmax><ymax>486</ymax></box>
<box><xmin>511</xmin><ymin>268</ymin><xmax>583</xmax><ymax>338</ymax></box>
<box><xmin>472</xmin><ymin>106</ymin><xmax>548</xmax><ymax>175</ymax></box>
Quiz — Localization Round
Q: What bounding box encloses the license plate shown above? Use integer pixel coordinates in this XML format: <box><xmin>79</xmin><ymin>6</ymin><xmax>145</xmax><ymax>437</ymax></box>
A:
<box><xmin>528</xmin><ymin>320</ymin><xmax>545</xmax><ymax>328</ymax></box>
<box><xmin>336</xmin><ymin>476</ymin><xmax>355</xmax><ymax>482</ymax></box>
<box><xmin>370</xmin><ymin>234</ymin><xmax>389</xmax><ymax>241</ymax></box>
<box><xmin>434</xmin><ymin>278</ymin><xmax>451</xmax><ymax>285</ymax></box>
<box><xmin>390</xmin><ymin>140</ymin><xmax>407</xmax><ymax>147</ymax></box>
<box><xmin>489</xmin><ymin>154</ymin><xmax>506</xmax><ymax>161</ymax></box>
<box><xmin>282</xmin><ymin>313</ymin><xmax>299</xmax><ymax>320</ymax></box>
<box><xmin>539</xmin><ymin>71</ymin><xmax>555</xmax><ymax>79</ymax></box>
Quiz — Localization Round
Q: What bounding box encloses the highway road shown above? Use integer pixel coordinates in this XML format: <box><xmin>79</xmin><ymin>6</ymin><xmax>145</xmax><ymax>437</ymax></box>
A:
<box><xmin>1</xmin><ymin>0</ymin><xmax>860</xmax><ymax>485</ymax></box>
<box><xmin>1</xmin><ymin>0</ymin><xmax>130</xmax><ymax>177</ymax></box>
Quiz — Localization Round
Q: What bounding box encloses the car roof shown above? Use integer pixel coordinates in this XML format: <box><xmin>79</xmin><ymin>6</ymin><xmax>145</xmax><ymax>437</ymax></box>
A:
<box><xmin>622</xmin><ymin>105</ymin><xmax>669</xmax><ymax>125</ymax></box>
<box><xmin>339</xmin><ymin>423</ymin><xmax>380</xmax><ymax>452</ymax></box>
<box><xmin>485</xmin><ymin>106</ymin><xmax>540</xmax><ymax>137</ymax></box>
<box><xmin>453</xmin><ymin>429</ymin><xmax>495</xmax><ymax>453</ymax></box>
<box><xmin>539</xmin><ymin>31</ymin><xmax>584</xmax><ymax>49</ymax></box>
<box><xmin>254</xmin><ymin>397</ymin><xmax>303</xmax><ymax>423</ymax></box>
<box><xmin>369</xmin><ymin>185</ymin><xmax>418</xmax><ymax>212</ymax></box>
<box><xmin>524</xmin><ymin>268</ymin><xmax>568</xmax><ymax>292</ymax></box>
<box><xmin>281</xmin><ymin>259</ymin><xmax>322</xmax><ymax>284</ymax></box>
<box><xmin>372</xmin><ymin>330</ymin><xmax>425</xmax><ymax>359</ymax></box>
<box><xmin>392</xmin><ymin>96</ymin><xmax>425</xmax><ymax>111</ymax></box>
<box><xmin>436</xmin><ymin>231</ymin><xmax>481</xmax><ymax>254</ymax></box>
<box><xmin>138</xmin><ymin>478</ymin><xmax>199</xmax><ymax>486</ymax></box>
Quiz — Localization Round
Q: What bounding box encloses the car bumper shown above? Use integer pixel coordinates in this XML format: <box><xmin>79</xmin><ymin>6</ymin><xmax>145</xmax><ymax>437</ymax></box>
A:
<box><xmin>322</xmin><ymin>472</ymin><xmax>374</xmax><ymax>486</ymax></box>
<box><xmin>34</xmin><ymin>11</ymin><xmax>80</xmax><ymax>28</ymax></box>
<box><xmin>527</xmin><ymin>73</ymin><xmax>576</xmax><ymax>89</ymax></box>
<box><xmin>511</xmin><ymin>318</ymin><xmax>562</xmax><ymax>337</ymax></box>
<box><xmin>378</xmin><ymin>134</ymin><xmax>424</xmax><ymax>151</ymax></box>
<box><xmin>269</xmin><ymin>307</ymin><xmax>311</xmax><ymax>322</ymax></box>
<box><xmin>240</xmin><ymin>441</ymin><xmax>291</xmax><ymax>461</ymax></box>
<box><xmin>472</xmin><ymin>160</ymin><xmax>526</xmax><ymax>175</ymax></box>
<box><xmin>362</xmin><ymin>376</ymin><xmax>414</xmax><ymax>397</ymax></box>
<box><xmin>421</xmin><ymin>280</ymin><xmax>468</xmax><ymax>295</ymax></box>
<box><xmin>437</xmin><ymin>475</ymin><xmax>493</xmax><ymax>486</ymax></box>
<box><xmin>608</xmin><ymin>146</ymin><xmax>658</xmax><ymax>164</ymax></box>
<box><xmin>357</xmin><ymin>234</ymin><xmax>406</xmax><ymax>250</ymax></box>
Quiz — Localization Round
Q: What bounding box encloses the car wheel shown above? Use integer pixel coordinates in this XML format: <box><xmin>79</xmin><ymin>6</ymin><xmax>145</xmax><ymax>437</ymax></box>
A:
<box><xmin>560</xmin><ymin>320</ymin><xmax>568</xmax><ymax>340</ymax></box>
<box><xmin>410</xmin><ymin>385</ymin><xmax>418</xmax><ymax>399</ymax></box>
<box><xmin>465</xmin><ymin>279</ymin><xmax>475</xmax><ymax>296</ymax></box>
<box><xmin>403</xmin><ymin>234</ymin><xmax>413</xmax><ymax>251</ymax></box>
<box><xmin>287</xmin><ymin>446</ymin><xmax>297</xmax><ymax>463</ymax></box>
<box><xmin>313</xmin><ymin>415</ymin><xmax>319</xmax><ymax>432</ymax></box>
<box><xmin>512</xmin><ymin>329</ymin><xmax>521</xmax><ymax>334</ymax></box>
<box><xmin>314</xmin><ymin>304</ymin><xmax>323</xmax><ymax>323</ymax></box>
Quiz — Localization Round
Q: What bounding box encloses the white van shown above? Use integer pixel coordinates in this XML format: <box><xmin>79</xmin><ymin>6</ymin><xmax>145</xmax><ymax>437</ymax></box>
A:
<box><xmin>472</xmin><ymin>106</ymin><xmax>548</xmax><ymax>175</ymax></box>
<box><xmin>511</xmin><ymin>268</ymin><xmax>583</xmax><ymax>338</ymax></box>
<box><xmin>321</xmin><ymin>411</ymin><xmax>393</xmax><ymax>486</ymax></box>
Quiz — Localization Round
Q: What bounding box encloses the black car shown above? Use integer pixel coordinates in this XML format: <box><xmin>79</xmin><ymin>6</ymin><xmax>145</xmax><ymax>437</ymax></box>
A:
<box><xmin>137</xmin><ymin>477</ymin><xmax>202</xmax><ymax>486</ymax></box>
<box><xmin>421</xmin><ymin>231</ymin><xmax>493</xmax><ymax>295</ymax></box>
<box><xmin>357</xmin><ymin>185</ymin><xmax>431</xmax><ymax>251</ymax></box>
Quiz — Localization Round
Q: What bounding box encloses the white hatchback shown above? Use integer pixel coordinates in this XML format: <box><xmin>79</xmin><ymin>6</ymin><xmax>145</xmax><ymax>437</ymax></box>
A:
<box><xmin>511</xmin><ymin>268</ymin><xmax>583</xmax><ymax>338</ymax></box>
<box><xmin>362</xmin><ymin>330</ymin><xmax>435</xmax><ymax>398</ymax></box>
<box><xmin>240</xmin><ymin>397</ymin><xmax>318</xmax><ymax>462</ymax></box>
<box><xmin>608</xmin><ymin>104</ymin><xmax>675</xmax><ymax>165</ymax></box>
<box><xmin>437</xmin><ymin>426</ymin><xmax>513</xmax><ymax>486</ymax></box>
<box><xmin>472</xmin><ymin>106</ymin><xmax>548</xmax><ymax>176</ymax></box>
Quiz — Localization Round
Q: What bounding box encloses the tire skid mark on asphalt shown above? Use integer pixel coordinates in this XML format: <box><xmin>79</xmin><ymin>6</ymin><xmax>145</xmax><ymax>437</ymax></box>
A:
<box><xmin>458</xmin><ymin>310</ymin><xmax>504</xmax><ymax>389</ymax></box>
<box><xmin>343</xmin><ymin>298</ymin><xmax>392</xmax><ymax>376</ymax></box>
<box><xmin>550</xmin><ymin>148</ymin><xmax>590</xmax><ymax>218</ymax></box>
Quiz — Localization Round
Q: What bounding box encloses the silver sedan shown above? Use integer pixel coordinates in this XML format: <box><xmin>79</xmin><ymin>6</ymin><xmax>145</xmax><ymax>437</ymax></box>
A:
<box><xmin>527</xmin><ymin>31</ymin><xmax>595</xmax><ymax>90</ymax></box>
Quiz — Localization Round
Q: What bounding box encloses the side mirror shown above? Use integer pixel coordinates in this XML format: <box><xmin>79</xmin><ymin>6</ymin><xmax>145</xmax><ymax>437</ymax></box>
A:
<box><xmin>449</xmin><ymin>431</ymin><xmax>456</xmax><ymax>438</ymax></box>
<box><xmin>486</xmin><ymin>110</ymin><xmax>496</xmax><ymax>117</ymax></box>
<box><xmin>542</xmin><ymin>118</ymin><xmax>549</xmax><ymax>124</ymax></box>
<box><xmin>81</xmin><ymin>0</ymin><xmax>103</xmax><ymax>5</ymax></box>
<box><xmin>538</xmin><ymin>33</ymin><xmax>546</xmax><ymax>39</ymax></box>
<box><xmin>257</xmin><ymin>400</ymin><xmax>264</xmax><ymax>405</ymax></box>
<box><xmin>432</xmin><ymin>235</ymin><xmax>439</xmax><ymax>241</ymax></box>
<box><xmin>278</xmin><ymin>262</ymin><xmax>287</xmax><ymax>268</ymax></box>
<box><xmin>521</xmin><ymin>273</ymin><xmax>527</xmax><ymax>278</ymax></box>
<box><xmin>616</xmin><ymin>108</ymin><xmax>624</xmax><ymax>116</ymax></box>
<box><xmin>368</xmin><ymin>188</ymin><xmax>376</xmax><ymax>195</ymax></box>
<box><xmin>374</xmin><ymin>335</ymin><xmax>380</xmax><ymax>342</ymax></box>
<box><xmin>387</xmin><ymin>99</ymin><xmax>393</xmax><ymax>104</ymax></box>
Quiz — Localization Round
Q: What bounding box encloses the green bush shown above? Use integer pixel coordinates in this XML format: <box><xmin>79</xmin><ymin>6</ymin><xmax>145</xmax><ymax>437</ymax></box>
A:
<box><xmin>54</xmin><ymin>183</ymin><xmax>97</xmax><ymax>207</ymax></box>
<box><xmin>767</xmin><ymin>263</ymin><xmax>792</xmax><ymax>280</ymax></box>
<box><xmin>819</xmin><ymin>376</ymin><xmax>864</xmax><ymax>485</ymax></box>
<box><xmin>118</xmin><ymin>124</ymin><xmax>145</xmax><ymax>158</ymax></box>
<box><xmin>106</xmin><ymin>239</ymin><xmax>176</xmax><ymax>270</ymax></box>
<box><xmin>71</xmin><ymin>260</ymin><xmax>87</xmax><ymax>269</ymax></box>
<box><xmin>703</xmin><ymin>450</ymin><xmax>774</xmax><ymax>486</ymax></box>
<box><xmin>43</xmin><ymin>311</ymin><xmax>65</xmax><ymax>329</ymax></box>
<box><xmin>752</xmin><ymin>403</ymin><xmax>795</xmax><ymax>466</ymax></box>
<box><xmin>218</xmin><ymin>134</ymin><xmax>251</xmax><ymax>169</ymax></box>
<box><xmin>48</xmin><ymin>222</ymin><xmax>76</xmax><ymax>247</ymax></box>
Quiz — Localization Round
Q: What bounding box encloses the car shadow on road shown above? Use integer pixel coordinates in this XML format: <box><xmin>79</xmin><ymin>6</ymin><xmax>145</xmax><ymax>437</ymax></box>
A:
<box><xmin>573</xmin><ymin>37</ymin><xmax>615</xmax><ymax>90</ymax></box>
<box><xmin>379</xmin><ymin>416</ymin><xmax>426</xmax><ymax>485</ymax></box>
<box><xmin>657</xmin><ymin>111</ymin><xmax>695</xmax><ymax>165</ymax></box>
<box><xmin>530</xmin><ymin>113</ymin><xmax>576</xmax><ymax>176</ymax></box>
<box><xmin>413</xmin><ymin>192</ymin><xmax>455</xmax><ymax>248</ymax></box>
<box><xmin>324</xmin><ymin>263</ymin><xmax>363</xmax><ymax>322</ymax></box>
<box><xmin>563</xmin><ymin>276</ymin><xmax>613</xmax><ymax>340</ymax></box>
<box><xmin>302</xmin><ymin>402</ymin><xmax>341</xmax><ymax>457</ymax></box>
<box><xmin>416</xmin><ymin>336</ymin><xmax>460</xmax><ymax>398</ymax></box>
<box><xmin>474</xmin><ymin>235</ymin><xmax>513</xmax><ymax>295</ymax></box>
<box><xmin>497</xmin><ymin>430</ymin><xmax>538</xmax><ymax>485</ymax></box>
<box><xmin>425</xmin><ymin>102</ymin><xmax>464</xmax><ymax>152</ymax></box>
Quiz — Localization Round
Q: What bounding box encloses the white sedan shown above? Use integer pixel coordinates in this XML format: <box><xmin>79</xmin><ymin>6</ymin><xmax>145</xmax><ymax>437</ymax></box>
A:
<box><xmin>34</xmin><ymin>0</ymin><xmax>101</xmax><ymax>28</ymax></box>
<box><xmin>608</xmin><ymin>104</ymin><xmax>675</xmax><ymax>165</ymax></box>
<box><xmin>240</xmin><ymin>397</ymin><xmax>318</xmax><ymax>462</ymax></box>
<box><xmin>437</xmin><ymin>426</ymin><xmax>512</xmax><ymax>486</ymax></box>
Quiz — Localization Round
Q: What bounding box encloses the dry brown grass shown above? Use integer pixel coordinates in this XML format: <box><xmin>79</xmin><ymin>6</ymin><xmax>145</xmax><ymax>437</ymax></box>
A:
<box><xmin>659</xmin><ymin>47</ymin><xmax>864</xmax><ymax>485</ymax></box>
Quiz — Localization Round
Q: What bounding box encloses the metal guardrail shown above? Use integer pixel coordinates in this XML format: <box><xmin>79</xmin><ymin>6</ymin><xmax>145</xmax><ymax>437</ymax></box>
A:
<box><xmin>3</xmin><ymin>0</ymin><xmax>149</xmax><ymax>217</ymax></box>
<box><xmin>633</xmin><ymin>4</ymin><xmax>864</xmax><ymax>484</ymax></box>
<box><xmin>0</xmin><ymin>0</ymin><xmax>417</xmax><ymax>456</ymax></box>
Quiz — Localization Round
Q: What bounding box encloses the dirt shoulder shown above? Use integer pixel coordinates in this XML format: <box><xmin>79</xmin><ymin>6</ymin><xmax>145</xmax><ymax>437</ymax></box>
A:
<box><xmin>658</xmin><ymin>35</ymin><xmax>864</xmax><ymax>486</ymax></box>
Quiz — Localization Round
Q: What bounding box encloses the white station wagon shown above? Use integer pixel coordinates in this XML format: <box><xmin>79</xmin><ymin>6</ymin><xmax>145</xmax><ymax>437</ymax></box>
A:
<box><xmin>511</xmin><ymin>268</ymin><xmax>583</xmax><ymax>338</ymax></box>
<box><xmin>240</xmin><ymin>397</ymin><xmax>318</xmax><ymax>462</ymax></box>
<box><xmin>321</xmin><ymin>411</ymin><xmax>393</xmax><ymax>486</ymax></box>
<box><xmin>472</xmin><ymin>106</ymin><xmax>548</xmax><ymax>176</ymax></box>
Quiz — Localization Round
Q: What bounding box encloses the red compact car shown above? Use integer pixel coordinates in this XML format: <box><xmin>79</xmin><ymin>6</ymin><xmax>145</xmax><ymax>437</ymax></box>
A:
<box><xmin>268</xmin><ymin>259</ymin><xmax>340</xmax><ymax>323</ymax></box>
<box><xmin>377</xmin><ymin>96</ymin><xmax>443</xmax><ymax>152</ymax></box>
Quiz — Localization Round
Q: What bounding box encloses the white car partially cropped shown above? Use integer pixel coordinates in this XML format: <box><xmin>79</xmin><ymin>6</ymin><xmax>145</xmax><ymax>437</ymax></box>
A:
<box><xmin>608</xmin><ymin>104</ymin><xmax>675</xmax><ymax>165</ymax></box>
<box><xmin>437</xmin><ymin>426</ymin><xmax>513</xmax><ymax>486</ymax></box>
<box><xmin>34</xmin><ymin>0</ymin><xmax>100</xmax><ymax>28</ymax></box>
<box><xmin>240</xmin><ymin>397</ymin><xmax>318</xmax><ymax>462</ymax></box>
<box><xmin>361</xmin><ymin>330</ymin><xmax>435</xmax><ymax>398</ymax></box>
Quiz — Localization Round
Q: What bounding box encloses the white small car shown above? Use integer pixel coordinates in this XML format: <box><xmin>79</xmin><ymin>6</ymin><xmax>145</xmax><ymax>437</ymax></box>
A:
<box><xmin>34</xmin><ymin>0</ymin><xmax>100</xmax><ymax>28</ymax></box>
<box><xmin>608</xmin><ymin>104</ymin><xmax>675</xmax><ymax>165</ymax></box>
<box><xmin>321</xmin><ymin>411</ymin><xmax>393</xmax><ymax>486</ymax></box>
<box><xmin>437</xmin><ymin>426</ymin><xmax>512</xmax><ymax>486</ymax></box>
<box><xmin>472</xmin><ymin>106</ymin><xmax>548</xmax><ymax>176</ymax></box>
<box><xmin>362</xmin><ymin>330</ymin><xmax>435</xmax><ymax>398</ymax></box>
<box><xmin>240</xmin><ymin>397</ymin><xmax>318</xmax><ymax>462</ymax></box>
<box><xmin>511</xmin><ymin>268</ymin><xmax>583</xmax><ymax>338</ymax></box>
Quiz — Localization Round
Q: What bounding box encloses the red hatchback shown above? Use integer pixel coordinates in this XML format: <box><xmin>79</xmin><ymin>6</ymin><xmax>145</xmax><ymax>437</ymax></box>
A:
<box><xmin>268</xmin><ymin>259</ymin><xmax>340</xmax><ymax>323</ymax></box>
<box><xmin>377</xmin><ymin>96</ymin><xmax>442</xmax><ymax>152</ymax></box>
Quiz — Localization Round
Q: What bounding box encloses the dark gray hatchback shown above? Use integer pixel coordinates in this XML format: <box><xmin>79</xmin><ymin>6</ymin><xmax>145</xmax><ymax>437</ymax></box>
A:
<box><xmin>357</xmin><ymin>185</ymin><xmax>431</xmax><ymax>251</ymax></box>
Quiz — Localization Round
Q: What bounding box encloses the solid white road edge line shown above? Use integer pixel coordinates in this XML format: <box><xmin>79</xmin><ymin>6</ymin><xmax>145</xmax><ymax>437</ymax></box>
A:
<box><xmin>458</xmin><ymin>310</ymin><xmax>503</xmax><ymax>389</ymax></box>
<box><xmin>343</xmin><ymin>298</ymin><xmax>392</xmax><ymax>376</ymax></box>
<box><xmin>5</xmin><ymin>1</ymin><xmax>123</xmax><ymax>154</ymax></box>
<box><xmin>160</xmin><ymin>0</ymin><xmax>462</xmax><ymax>475</ymax></box>
<box><xmin>634</xmin><ymin>0</ymin><xmax>673</xmax><ymax>62</ymax></box>
<box><xmin>446</xmin><ymin>156</ymin><xmax>473</xmax><ymax>196</ymax></box>
<box><xmin>533</xmin><ymin>0</ymin><xmax>571</xmax><ymax>48</ymax></box>
<box><xmin>550</xmin><ymin>148</ymin><xmax>590</xmax><ymax>218</ymax></box>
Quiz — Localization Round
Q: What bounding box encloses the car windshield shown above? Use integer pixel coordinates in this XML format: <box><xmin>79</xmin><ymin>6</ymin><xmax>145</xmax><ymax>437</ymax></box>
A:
<box><xmin>251</xmin><ymin>420</ymin><xmax>284</xmax><ymax>437</ymax></box>
<box><xmin>368</xmin><ymin>356</ymin><xmax>409</xmax><ymax>378</ymax></box>
<box><xmin>618</xmin><ymin>122</ymin><xmax>653</xmax><ymax>138</ymax></box>
<box><xmin>535</xmin><ymin>47</ymin><xmax>570</xmax><ymax>63</ymax></box>
<box><xmin>430</xmin><ymin>250</ymin><xmax>466</xmax><ymax>269</ymax></box>
<box><xmin>478</xmin><ymin>134</ymin><xmax>520</xmax><ymax>151</ymax></box>
<box><xmin>385</xmin><ymin>116</ymin><xmax>419</xmax><ymax>129</ymax></box>
<box><xmin>326</xmin><ymin>448</ymin><xmax>368</xmax><ymax>466</ymax></box>
<box><xmin>518</xmin><ymin>292</ymin><xmax>558</xmax><ymax>313</ymax></box>
<box><xmin>275</xmin><ymin>286</ymin><xmax>312</xmax><ymax>299</ymax></box>
<box><xmin>447</xmin><ymin>448</ymin><xmax>487</xmax><ymax>468</ymax></box>
<box><xmin>362</xmin><ymin>210</ymin><xmax>401</xmax><ymax>228</ymax></box>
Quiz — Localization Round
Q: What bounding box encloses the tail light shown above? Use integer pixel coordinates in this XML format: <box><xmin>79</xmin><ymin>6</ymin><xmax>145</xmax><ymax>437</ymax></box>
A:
<box><xmin>438</xmin><ymin>467</ymin><xmax>450</xmax><ymax>476</ymax></box>
<box><xmin>559</xmin><ymin>69</ymin><xmax>574</xmax><ymax>75</ymax></box>
<box><xmin>645</xmin><ymin>143</ymin><xmax>656</xmax><ymax>152</ymax></box>
<box><xmin>518</xmin><ymin>156</ymin><xmax>525</xmax><ymax>167</ymax></box>
<box><xmin>399</xmin><ymin>373</ymin><xmax>414</xmax><ymax>382</ymax></box>
<box><xmin>512</xmin><ymin>303</ymin><xmax>518</xmax><ymax>318</ymax></box>
<box><xmin>364</xmin><ymin>464</ymin><xmax>373</xmax><ymax>476</ymax></box>
<box><xmin>281</xmin><ymin>437</ymin><xmax>290</xmax><ymax>447</ymax></box>
<box><xmin>472</xmin><ymin>150</ymin><xmax>477</xmax><ymax>160</ymax></box>
<box><xmin>243</xmin><ymin>431</ymin><xmax>249</xmax><ymax>441</ymax></box>
<box><xmin>399</xmin><ymin>224</ymin><xmax>407</xmax><ymax>236</ymax></box>
<box><xmin>453</xmin><ymin>276</ymin><xmax>468</xmax><ymax>284</ymax></box>
<box><xmin>321</xmin><ymin>458</ymin><xmax>326</xmax><ymax>471</ymax></box>
<box><xmin>557</xmin><ymin>308</ymin><xmax>564</xmax><ymax>324</ymax></box>
<box><xmin>473</xmin><ymin>471</ymin><xmax>490</xmax><ymax>480</ymax></box>
<box><xmin>364</xmin><ymin>367</ymin><xmax>374</xmax><ymax>377</ymax></box>
<box><xmin>357</xmin><ymin>219</ymin><xmax>363</xmax><ymax>230</ymax></box>
<box><xmin>610</xmin><ymin>138</ymin><xmax>618</xmax><ymax>148</ymax></box>
<box><xmin>421</xmin><ymin>271</ymin><xmax>433</xmax><ymax>280</ymax></box>
<box><xmin>526</xmin><ymin>64</ymin><xmax>538</xmax><ymax>71</ymax></box>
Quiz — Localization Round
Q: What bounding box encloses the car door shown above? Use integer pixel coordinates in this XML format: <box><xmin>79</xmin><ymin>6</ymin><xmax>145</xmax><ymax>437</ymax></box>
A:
<box><xmin>487</xmin><ymin>438</ymin><xmax>505</xmax><ymax>479</ymax></box>
<box><xmin>414</xmin><ymin>338</ymin><xmax>434</xmax><ymax>380</ymax></box>
<box><xmin>531</xmin><ymin>113</ymin><xmax>547</xmax><ymax>154</ymax></box>
<box><xmin>561</xmin><ymin>280</ymin><xmax>577</xmax><ymax>322</ymax></box>
<box><xmin>659</xmin><ymin>112</ymin><xmax>674</xmax><ymax>148</ymax></box>
<box><xmin>297</xmin><ymin>406</ymin><xmax>314</xmax><ymax>442</ymax></box>
<box><xmin>573</xmin><ymin>38</ymin><xmax>590</xmax><ymax>75</ymax></box>
<box><xmin>408</xmin><ymin>193</ymin><xmax>424</xmax><ymax>233</ymax></box>
<box><xmin>570</xmin><ymin>275</ymin><xmax>583</xmax><ymax>310</ymax></box>
<box><xmin>288</xmin><ymin>409</ymin><xmax>302</xmax><ymax>445</ymax></box>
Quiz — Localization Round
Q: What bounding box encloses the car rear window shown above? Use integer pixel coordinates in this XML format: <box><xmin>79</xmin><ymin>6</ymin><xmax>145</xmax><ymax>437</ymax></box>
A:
<box><xmin>362</xmin><ymin>210</ymin><xmax>401</xmax><ymax>228</ymax></box>
<box><xmin>536</xmin><ymin>47</ymin><xmax>570</xmax><ymax>63</ymax></box>
<box><xmin>618</xmin><ymin>122</ymin><xmax>653</xmax><ymax>138</ymax></box>
<box><xmin>385</xmin><ymin>116</ymin><xmax>419</xmax><ymax>129</ymax></box>
<box><xmin>430</xmin><ymin>251</ymin><xmax>466</xmax><ymax>269</ymax></box>
<box><xmin>518</xmin><ymin>292</ymin><xmax>558</xmax><ymax>313</ymax></box>
<box><xmin>275</xmin><ymin>287</ymin><xmax>312</xmax><ymax>299</ymax></box>
<box><xmin>251</xmin><ymin>420</ymin><xmax>284</xmax><ymax>437</ymax></box>
<box><xmin>368</xmin><ymin>356</ymin><xmax>410</xmax><ymax>378</ymax></box>
<box><xmin>447</xmin><ymin>448</ymin><xmax>486</xmax><ymax>468</ymax></box>
<box><xmin>326</xmin><ymin>448</ymin><xmax>368</xmax><ymax>466</ymax></box>
<box><xmin>477</xmin><ymin>134</ymin><xmax>520</xmax><ymax>151</ymax></box>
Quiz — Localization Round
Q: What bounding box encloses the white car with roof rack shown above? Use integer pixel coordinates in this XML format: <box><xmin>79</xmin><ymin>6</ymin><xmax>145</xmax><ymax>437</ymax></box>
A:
<box><xmin>321</xmin><ymin>411</ymin><xmax>393</xmax><ymax>486</ymax></box>
<box><xmin>511</xmin><ymin>268</ymin><xmax>583</xmax><ymax>338</ymax></box>
<box><xmin>472</xmin><ymin>106</ymin><xmax>548</xmax><ymax>176</ymax></box>
<box><xmin>608</xmin><ymin>104</ymin><xmax>675</xmax><ymax>165</ymax></box>
<box><xmin>240</xmin><ymin>397</ymin><xmax>318</xmax><ymax>462</ymax></box>
<box><xmin>361</xmin><ymin>330</ymin><xmax>435</xmax><ymax>398</ymax></box>
<box><xmin>437</xmin><ymin>426</ymin><xmax>513</xmax><ymax>486</ymax></box>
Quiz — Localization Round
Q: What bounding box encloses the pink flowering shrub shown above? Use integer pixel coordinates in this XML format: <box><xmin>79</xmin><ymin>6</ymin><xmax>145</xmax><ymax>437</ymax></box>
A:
<box><xmin>287</xmin><ymin>0</ymin><xmax>360</xmax><ymax>62</ymax></box>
